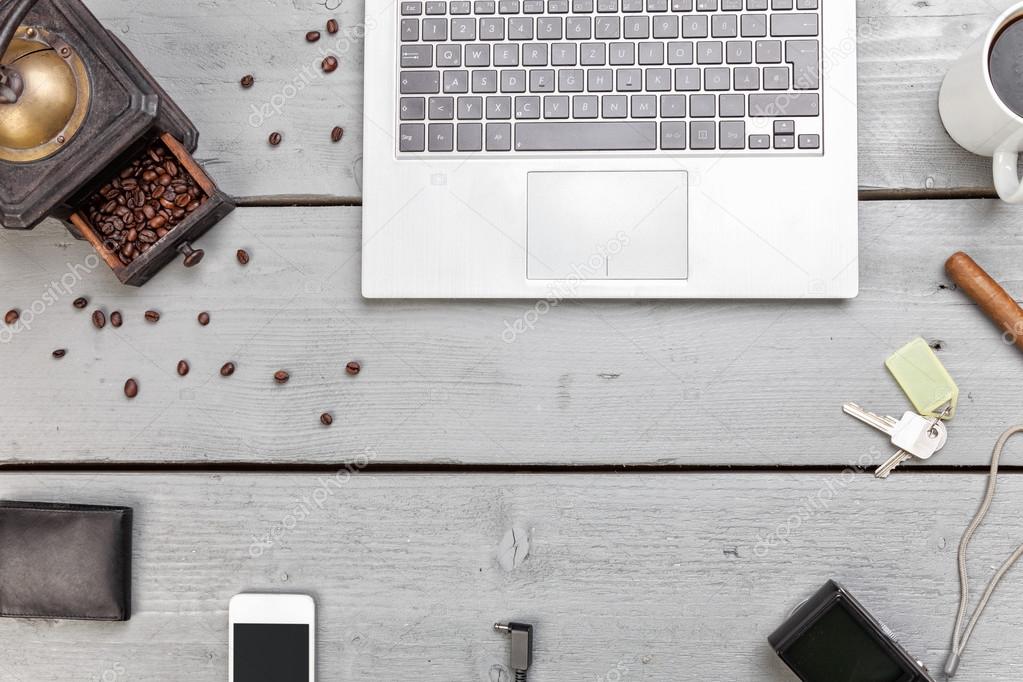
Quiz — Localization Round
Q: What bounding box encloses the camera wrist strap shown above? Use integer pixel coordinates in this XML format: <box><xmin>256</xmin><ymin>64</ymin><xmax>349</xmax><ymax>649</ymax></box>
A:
<box><xmin>945</xmin><ymin>426</ymin><xmax>1023</xmax><ymax>678</ymax></box>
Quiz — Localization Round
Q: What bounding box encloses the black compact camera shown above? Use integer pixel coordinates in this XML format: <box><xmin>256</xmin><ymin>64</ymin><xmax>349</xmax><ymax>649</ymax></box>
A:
<box><xmin>769</xmin><ymin>580</ymin><xmax>934</xmax><ymax>682</ymax></box>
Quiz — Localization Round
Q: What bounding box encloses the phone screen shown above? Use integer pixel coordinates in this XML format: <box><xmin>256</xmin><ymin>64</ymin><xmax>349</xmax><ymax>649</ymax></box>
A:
<box><xmin>234</xmin><ymin>623</ymin><xmax>310</xmax><ymax>682</ymax></box>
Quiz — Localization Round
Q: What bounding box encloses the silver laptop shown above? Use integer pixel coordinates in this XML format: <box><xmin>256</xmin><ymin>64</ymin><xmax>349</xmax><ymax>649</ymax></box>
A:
<box><xmin>363</xmin><ymin>0</ymin><xmax>857</xmax><ymax>298</ymax></box>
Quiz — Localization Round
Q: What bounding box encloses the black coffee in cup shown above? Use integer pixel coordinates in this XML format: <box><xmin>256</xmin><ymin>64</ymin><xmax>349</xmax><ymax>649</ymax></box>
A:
<box><xmin>990</xmin><ymin>17</ymin><xmax>1023</xmax><ymax>117</ymax></box>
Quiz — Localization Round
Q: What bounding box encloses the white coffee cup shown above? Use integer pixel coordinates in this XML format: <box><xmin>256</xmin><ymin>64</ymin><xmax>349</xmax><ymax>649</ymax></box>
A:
<box><xmin>939</xmin><ymin>3</ymin><xmax>1023</xmax><ymax>203</ymax></box>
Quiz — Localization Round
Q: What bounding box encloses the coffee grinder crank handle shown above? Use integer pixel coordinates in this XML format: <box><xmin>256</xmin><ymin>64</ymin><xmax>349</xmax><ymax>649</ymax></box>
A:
<box><xmin>0</xmin><ymin>0</ymin><xmax>41</xmax><ymax>102</ymax></box>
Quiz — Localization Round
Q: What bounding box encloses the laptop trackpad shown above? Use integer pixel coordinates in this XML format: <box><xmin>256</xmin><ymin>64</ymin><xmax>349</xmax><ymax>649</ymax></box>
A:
<box><xmin>526</xmin><ymin>171</ymin><xmax>688</xmax><ymax>280</ymax></box>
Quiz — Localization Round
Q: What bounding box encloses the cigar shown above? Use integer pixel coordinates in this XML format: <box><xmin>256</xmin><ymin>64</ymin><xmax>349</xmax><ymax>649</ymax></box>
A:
<box><xmin>945</xmin><ymin>252</ymin><xmax>1023</xmax><ymax>352</ymax></box>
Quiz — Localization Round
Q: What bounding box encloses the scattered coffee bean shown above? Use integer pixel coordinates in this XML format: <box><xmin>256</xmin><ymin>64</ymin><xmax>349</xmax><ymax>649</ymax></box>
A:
<box><xmin>320</xmin><ymin>412</ymin><xmax>334</xmax><ymax>426</ymax></box>
<box><xmin>92</xmin><ymin>310</ymin><xmax>106</xmax><ymax>329</ymax></box>
<box><xmin>346</xmin><ymin>361</ymin><xmax>361</xmax><ymax>375</ymax></box>
<box><xmin>177</xmin><ymin>360</ymin><xmax>190</xmax><ymax>377</ymax></box>
<box><xmin>110</xmin><ymin>311</ymin><xmax>123</xmax><ymax>328</ymax></box>
<box><xmin>274</xmin><ymin>370</ymin><xmax>290</xmax><ymax>384</ymax></box>
<box><xmin>198</xmin><ymin>311</ymin><xmax>211</xmax><ymax>326</ymax></box>
<box><xmin>52</xmin><ymin>349</ymin><xmax>66</xmax><ymax>359</ymax></box>
<box><xmin>4</xmin><ymin>309</ymin><xmax>18</xmax><ymax>325</ymax></box>
<box><xmin>322</xmin><ymin>55</ymin><xmax>339</xmax><ymax>73</ymax></box>
<box><xmin>73</xmin><ymin>297</ymin><xmax>89</xmax><ymax>309</ymax></box>
<box><xmin>331</xmin><ymin>126</ymin><xmax>345</xmax><ymax>143</ymax></box>
<box><xmin>306</xmin><ymin>30</ymin><xmax>321</xmax><ymax>42</ymax></box>
<box><xmin>83</xmin><ymin>141</ymin><xmax>207</xmax><ymax>267</ymax></box>
<box><xmin>145</xmin><ymin>310</ymin><xmax>160</xmax><ymax>323</ymax></box>
<box><xmin>241</xmin><ymin>74</ymin><xmax>254</xmax><ymax>88</ymax></box>
<box><xmin>327</xmin><ymin>18</ymin><xmax>339</xmax><ymax>34</ymax></box>
<box><xmin>220</xmin><ymin>362</ymin><xmax>236</xmax><ymax>377</ymax></box>
<box><xmin>237</xmin><ymin>249</ymin><xmax>251</xmax><ymax>265</ymax></box>
<box><xmin>124</xmin><ymin>378</ymin><xmax>139</xmax><ymax>399</ymax></box>
<box><xmin>268</xmin><ymin>132</ymin><xmax>282</xmax><ymax>146</ymax></box>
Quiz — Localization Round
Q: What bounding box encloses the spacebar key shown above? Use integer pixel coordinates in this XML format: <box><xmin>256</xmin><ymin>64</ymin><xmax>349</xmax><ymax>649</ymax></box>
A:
<box><xmin>515</xmin><ymin>122</ymin><xmax>657</xmax><ymax>151</ymax></box>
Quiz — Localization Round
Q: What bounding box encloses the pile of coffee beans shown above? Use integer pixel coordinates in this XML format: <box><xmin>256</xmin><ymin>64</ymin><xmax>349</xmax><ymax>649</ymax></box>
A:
<box><xmin>82</xmin><ymin>141</ymin><xmax>208</xmax><ymax>267</ymax></box>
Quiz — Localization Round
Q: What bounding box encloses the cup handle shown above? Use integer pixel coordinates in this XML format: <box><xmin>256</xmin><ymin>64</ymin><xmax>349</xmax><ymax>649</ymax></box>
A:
<box><xmin>993</xmin><ymin>146</ymin><xmax>1023</xmax><ymax>203</ymax></box>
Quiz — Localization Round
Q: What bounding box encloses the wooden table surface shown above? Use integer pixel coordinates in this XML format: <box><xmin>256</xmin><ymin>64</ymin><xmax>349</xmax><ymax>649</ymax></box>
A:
<box><xmin>2</xmin><ymin>0</ymin><xmax>1023</xmax><ymax>679</ymax></box>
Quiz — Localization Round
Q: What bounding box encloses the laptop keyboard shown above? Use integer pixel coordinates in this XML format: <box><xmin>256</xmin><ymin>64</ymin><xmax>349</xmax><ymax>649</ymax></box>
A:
<box><xmin>397</xmin><ymin>0</ymin><xmax>822</xmax><ymax>153</ymax></box>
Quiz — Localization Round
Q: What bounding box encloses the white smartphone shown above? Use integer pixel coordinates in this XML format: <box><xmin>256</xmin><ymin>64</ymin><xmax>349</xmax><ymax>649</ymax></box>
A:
<box><xmin>229</xmin><ymin>593</ymin><xmax>315</xmax><ymax>682</ymax></box>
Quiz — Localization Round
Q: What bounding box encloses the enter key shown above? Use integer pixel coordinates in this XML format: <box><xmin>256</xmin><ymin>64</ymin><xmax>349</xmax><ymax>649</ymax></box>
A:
<box><xmin>786</xmin><ymin>40</ymin><xmax>820</xmax><ymax>90</ymax></box>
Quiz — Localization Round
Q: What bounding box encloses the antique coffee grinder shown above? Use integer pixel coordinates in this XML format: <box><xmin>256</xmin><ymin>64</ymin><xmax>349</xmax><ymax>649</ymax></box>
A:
<box><xmin>0</xmin><ymin>0</ymin><xmax>234</xmax><ymax>285</ymax></box>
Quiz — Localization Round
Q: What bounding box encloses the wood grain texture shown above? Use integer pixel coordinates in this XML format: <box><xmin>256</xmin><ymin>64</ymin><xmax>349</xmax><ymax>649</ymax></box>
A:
<box><xmin>1</xmin><ymin>472</ymin><xmax>1023</xmax><ymax>681</ymax></box>
<box><xmin>79</xmin><ymin>0</ymin><xmax>1021</xmax><ymax>199</ymax></box>
<box><xmin>1</xmin><ymin>201</ymin><xmax>1020</xmax><ymax>465</ymax></box>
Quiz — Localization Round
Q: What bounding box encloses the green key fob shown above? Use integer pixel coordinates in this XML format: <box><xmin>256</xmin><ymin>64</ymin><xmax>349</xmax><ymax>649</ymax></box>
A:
<box><xmin>885</xmin><ymin>337</ymin><xmax>958</xmax><ymax>419</ymax></box>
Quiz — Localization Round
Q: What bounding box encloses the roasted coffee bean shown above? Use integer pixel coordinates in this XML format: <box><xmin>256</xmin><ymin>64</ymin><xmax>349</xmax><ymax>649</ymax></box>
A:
<box><xmin>268</xmin><ymin>132</ymin><xmax>282</xmax><ymax>146</ymax></box>
<box><xmin>73</xmin><ymin>297</ymin><xmax>89</xmax><ymax>309</ymax></box>
<box><xmin>92</xmin><ymin>310</ymin><xmax>106</xmax><ymax>329</ymax></box>
<box><xmin>110</xmin><ymin>311</ymin><xmax>123</xmax><ymax>328</ymax></box>
<box><xmin>124</xmin><ymin>378</ymin><xmax>139</xmax><ymax>399</ymax></box>
<box><xmin>327</xmin><ymin>18</ymin><xmax>339</xmax><ymax>34</ymax></box>
<box><xmin>144</xmin><ymin>310</ymin><xmax>160</xmax><ymax>323</ymax></box>
<box><xmin>322</xmin><ymin>55</ymin><xmax>339</xmax><ymax>73</ymax></box>
<box><xmin>237</xmin><ymin>249</ymin><xmax>250</xmax><ymax>265</ymax></box>
<box><xmin>220</xmin><ymin>362</ymin><xmax>236</xmax><ymax>377</ymax></box>
<box><xmin>177</xmin><ymin>360</ymin><xmax>190</xmax><ymax>377</ymax></box>
<box><xmin>52</xmin><ymin>349</ymin><xmax>66</xmax><ymax>359</ymax></box>
<box><xmin>306</xmin><ymin>30</ymin><xmax>321</xmax><ymax>42</ymax></box>
<box><xmin>346</xmin><ymin>361</ymin><xmax>361</xmax><ymax>376</ymax></box>
<box><xmin>241</xmin><ymin>74</ymin><xmax>254</xmax><ymax>88</ymax></box>
<box><xmin>81</xmin><ymin>142</ymin><xmax>207</xmax><ymax>268</ymax></box>
<box><xmin>4</xmin><ymin>309</ymin><xmax>18</xmax><ymax>325</ymax></box>
<box><xmin>320</xmin><ymin>412</ymin><xmax>334</xmax><ymax>426</ymax></box>
<box><xmin>331</xmin><ymin>126</ymin><xmax>345</xmax><ymax>142</ymax></box>
<box><xmin>274</xmin><ymin>370</ymin><xmax>290</xmax><ymax>384</ymax></box>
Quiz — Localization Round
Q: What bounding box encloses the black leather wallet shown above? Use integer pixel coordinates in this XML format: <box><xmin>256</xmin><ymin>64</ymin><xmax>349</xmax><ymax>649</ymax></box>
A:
<box><xmin>0</xmin><ymin>501</ymin><xmax>132</xmax><ymax>621</ymax></box>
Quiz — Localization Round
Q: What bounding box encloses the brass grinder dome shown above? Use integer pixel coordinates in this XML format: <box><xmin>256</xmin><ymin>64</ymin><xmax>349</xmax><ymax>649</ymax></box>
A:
<box><xmin>0</xmin><ymin>27</ymin><xmax>90</xmax><ymax>163</ymax></box>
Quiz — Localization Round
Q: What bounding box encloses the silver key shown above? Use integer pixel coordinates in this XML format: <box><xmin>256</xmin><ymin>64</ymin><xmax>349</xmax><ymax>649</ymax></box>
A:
<box><xmin>843</xmin><ymin>403</ymin><xmax>948</xmax><ymax>478</ymax></box>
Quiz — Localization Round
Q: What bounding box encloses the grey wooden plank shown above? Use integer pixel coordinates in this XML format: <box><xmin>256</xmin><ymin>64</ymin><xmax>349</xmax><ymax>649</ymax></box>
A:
<box><xmin>0</xmin><ymin>201</ymin><xmax>1020</xmax><ymax>465</ymax></box>
<box><xmin>78</xmin><ymin>0</ymin><xmax>1019</xmax><ymax>199</ymax></box>
<box><xmin>1</xmin><ymin>472</ymin><xmax>1023</xmax><ymax>680</ymax></box>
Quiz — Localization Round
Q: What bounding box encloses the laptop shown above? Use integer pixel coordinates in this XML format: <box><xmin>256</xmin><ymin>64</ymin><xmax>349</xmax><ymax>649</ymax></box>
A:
<box><xmin>362</xmin><ymin>0</ymin><xmax>857</xmax><ymax>298</ymax></box>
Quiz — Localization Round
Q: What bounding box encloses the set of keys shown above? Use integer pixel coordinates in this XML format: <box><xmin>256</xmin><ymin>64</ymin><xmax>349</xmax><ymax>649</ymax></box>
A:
<box><xmin>845</xmin><ymin>338</ymin><xmax>959</xmax><ymax>479</ymax></box>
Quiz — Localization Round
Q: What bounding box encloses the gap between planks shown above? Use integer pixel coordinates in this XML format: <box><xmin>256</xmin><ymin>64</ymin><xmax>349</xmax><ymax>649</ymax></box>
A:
<box><xmin>233</xmin><ymin>188</ymin><xmax>1000</xmax><ymax>208</ymax></box>
<box><xmin>1</xmin><ymin>462</ymin><xmax>1020</xmax><ymax>474</ymax></box>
